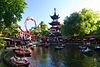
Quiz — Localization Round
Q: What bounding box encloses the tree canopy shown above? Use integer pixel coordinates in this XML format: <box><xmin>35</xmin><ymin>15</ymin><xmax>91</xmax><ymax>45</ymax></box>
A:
<box><xmin>0</xmin><ymin>0</ymin><xmax>27</xmax><ymax>34</ymax></box>
<box><xmin>95</xmin><ymin>20</ymin><xmax>100</xmax><ymax>34</ymax></box>
<box><xmin>61</xmin><ymin>8</ymin><xmax>100</xmax><ymax>36</ymax></box>
<box><xmin>61</xmin><ymin>12</ymin><xmax>82</xmax><ymax>36</ymax></box>
<box><xmin>40</xmin><ymin>21</ymin><xmax>48</xmax><ymax>35</ymax></box>
<box><xmin>30</xmin><ymin>21</ymin><xmax>48</xmax><ymax>35</ymax></box>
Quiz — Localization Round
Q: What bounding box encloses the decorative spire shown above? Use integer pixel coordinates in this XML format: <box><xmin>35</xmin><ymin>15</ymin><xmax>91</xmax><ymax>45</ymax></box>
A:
<box><xmin>50</xmin><ymin>8</ymin><xmax>60</xmax><ymax>19</ymax></box>
<box><xmin>54</xmin><ymin>8</ymin><xmax>56</xmax><ymax>15</ymax></box>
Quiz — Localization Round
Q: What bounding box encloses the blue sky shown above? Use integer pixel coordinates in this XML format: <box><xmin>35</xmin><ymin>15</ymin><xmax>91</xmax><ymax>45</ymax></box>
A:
<box><xmin>18</xmin><ymin>0</ymin><xmax>100</xmax><ymax>30</ymax></box>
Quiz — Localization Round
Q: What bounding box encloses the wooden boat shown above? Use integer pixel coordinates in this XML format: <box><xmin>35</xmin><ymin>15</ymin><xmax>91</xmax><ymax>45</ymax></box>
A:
<box><xmin>13</xmin><ymin>45</ymin><xmax>32</xmax><ymax>57</ymax></box>
<box><xmin>10</xmin><ymin>56</ymin><xmax>30</xmax><ymax>67</ymax></box>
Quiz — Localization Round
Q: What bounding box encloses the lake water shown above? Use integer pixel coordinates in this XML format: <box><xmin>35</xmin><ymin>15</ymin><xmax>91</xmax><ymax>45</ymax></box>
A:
<box><xmin>28</xmin><ymin>46</ymin><xmax>100</xmax><ymax>67</ymax></box>
<box><xmin>1</xmin><ymin>46</ymin><xmax>100</xmax><ymax>67</ymax></box>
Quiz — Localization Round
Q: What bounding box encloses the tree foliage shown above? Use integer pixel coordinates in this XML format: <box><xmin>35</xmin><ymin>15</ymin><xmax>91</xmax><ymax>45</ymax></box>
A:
<box><xmin>96</xmin><ymin>20</ymin><xmax>100</xmax><ymax>34</ymax></box>
<box><xmin>0</xmin><ymin>0</ymin><xmax>27</xmax><ymax>34</ymax></box>
<box><xmin>79</xmin><ymin>8</ymin><xmax>99</xmax><ymax>35</ymax></box>
<box><xmin>62</xmin><ymin>8</ymin><xmax>100</xmax><ymax>36</ymax></box>
<box><xmin>29</xmin><ymin>21</ymin><xmax>48</xmax><ymax>35</ymax></box>
<box><xmin>61</xmin><ymin>12</ymin><xmax>82</xmax><ymax>36</ymax></box>
<box><xmin>40</xmin><ymin>21</ymin><xmax>48</xmax><ymax>35</ymax></box>
<box><xmin>3</xmin><ymin>23</ymin><xmax>19</xmax><ymax>35</ymax></box>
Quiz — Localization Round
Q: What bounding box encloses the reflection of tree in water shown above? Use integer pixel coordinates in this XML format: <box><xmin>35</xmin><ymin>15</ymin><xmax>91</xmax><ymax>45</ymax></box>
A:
<box><xmin>91</xmin><ymin>51</ymin><xmax>100</xmax><ymax>67</ymax></box>
<box><xmin>62</xmin><ymin>46</ymin><xmax>99</xmax><ymax>67</ymax></box>
<box><xmin>30</xmin><ymin>46</ymin><xmax>100</xmax><ymax>67</ymax></box>
<box><xmin>31</xmin><ymin>47</ymin><xmax>48</xmax><ymax>67</ymax></box>
<box><xmin>31</xmin><ymin>47</ymin><xmax>40</xmax><ymax>67</ymax></box>
<box><xmin>62</xmin><ymin>46</ymin><xmax>84</xmax><ymax>67</ymax></box>
<box><xmin>39</xmin><ymin>47</ymin><xmax>48</xmax><ymax>62</ymax></box>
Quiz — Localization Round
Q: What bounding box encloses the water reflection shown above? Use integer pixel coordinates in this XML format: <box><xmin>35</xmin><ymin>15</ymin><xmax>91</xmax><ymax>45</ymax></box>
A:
<box><xmin>29</xmin><ymin>47</ymin><xmax>48</xmax><ymax>67</ymax></box>
<box><xmin>27</xmin><ymin>46</ymin><xmax>100</xmax><ymax>67</ymax></box>
<box><xmin>1</xmin><ymin>46</ymin><xmax>100</xmax><ymax>67</ymax></box>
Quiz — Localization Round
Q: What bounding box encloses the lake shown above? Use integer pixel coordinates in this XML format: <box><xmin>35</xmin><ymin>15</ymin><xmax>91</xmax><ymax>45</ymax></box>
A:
<box><xmin>1</xmin><ymin>45</ymin><xmax>100</xmax><ymax>67</ymax></box>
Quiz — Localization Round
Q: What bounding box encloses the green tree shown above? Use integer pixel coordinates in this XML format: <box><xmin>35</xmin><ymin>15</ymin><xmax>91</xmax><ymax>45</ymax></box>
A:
<box><xmin>79</xmin><ymin>8</ymin><xmax>99</xmax><ymax>35</ymax></box>
<box><xmin>33</xmin><ymin>26</ymin><xmax>40</xmax><ymax>34</ymax></box>
<box><xmin>96</xmin><ymin>20</ymin><xmax>100</xmax><ymax>34</ymax></box>
<box><xmin>29</xmin><ymin>21</ymin><xmax>48</xmax><ymax>35</ymax></box>
<box><xmin>61</xmin><ymin>12</ymin><xmax>82</xmax><ymax>36</ymax></box>
<box><xmin>40</xmin><ymin>21</ymin><xmax>48</xmax><ymax>35</ymax></box>
<box><xmin>29</xmin><ymin>27</ymin><xmax>39</xmax><ymax>35</ymax></box>
<box><xmin>0</xmin><ymin>0</ymin><xmax>27</xmax><ymax>34</ymax></box>
<box><xmin>3</xmin><ymin>23</ymin><xmax>19</xmax><ymax>35</ymax></box>
<box><xmin>62</xmin><ymin>8</ymin><xmax>100</xmax><ymax>36</ymax></box>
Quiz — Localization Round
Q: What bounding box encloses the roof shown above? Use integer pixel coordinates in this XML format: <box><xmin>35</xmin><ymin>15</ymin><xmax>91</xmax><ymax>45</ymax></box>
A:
<box><xmin>49</xmin><ymin>21</ymin><xmax>60</xmax><ymax>25</ymax></box>
<box><xmin>50</xmin><ymin>8</ymin><xmax>60</xmax><ymax>19</ymax></box>
<box><xmin>50</xmin><ymin>27</ymin><xmax>60</xmax><ymax>30</ymax></box>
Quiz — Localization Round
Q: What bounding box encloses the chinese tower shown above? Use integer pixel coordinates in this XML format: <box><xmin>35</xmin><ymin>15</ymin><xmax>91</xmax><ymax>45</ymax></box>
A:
<box><xmin>49</xmin><ymin>8</ymin><xmax>61</xmax><ymax>36</ymax></box>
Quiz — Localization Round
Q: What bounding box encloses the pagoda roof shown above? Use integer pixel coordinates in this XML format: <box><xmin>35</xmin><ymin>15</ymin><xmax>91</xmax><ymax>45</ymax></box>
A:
<box><xmin>50</xmin><ymin>27</ymin><xmax>60</xmax><ymax>30</ymax></box>
<box><xmin>50</xmin><ymin>15</ymin><xmax>60</xmax><ymax>19</ymax></box>
<box><xmin>50</xmin><ymin>8</ymin><xmax>60</xmax><ymax>19</ymax></box>
<box><xmin>49</xmin><ymin>21</ymin><xmax>60</xmax><ymax>25</ymax></box>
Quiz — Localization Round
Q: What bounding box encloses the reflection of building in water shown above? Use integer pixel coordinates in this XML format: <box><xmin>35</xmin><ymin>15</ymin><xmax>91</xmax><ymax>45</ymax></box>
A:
<box><xmin>31</xmin><ymin>47</ymin><xmax>48</xmax><ymax>67</ymax></box>
<box><xmin>31</xmin><ymin>47</ymin><xmax>39</xmax><ymax>67</ymax></box>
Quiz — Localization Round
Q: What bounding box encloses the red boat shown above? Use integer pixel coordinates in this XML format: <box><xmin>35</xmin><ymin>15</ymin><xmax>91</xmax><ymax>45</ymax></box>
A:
<box><xmin>13</xmin><ymin>45</ymin><xmax>32</xmax><ymax>57</ymax></box>
<box><xmin>10</xmin><ymin>56</ymin><xmax>30</xmax><ymax>67</ymax></box>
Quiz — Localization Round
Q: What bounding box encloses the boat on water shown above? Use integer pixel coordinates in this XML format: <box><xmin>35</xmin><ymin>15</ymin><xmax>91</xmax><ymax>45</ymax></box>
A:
<box><xmin>10</xmin><ymin>56</ymin><xmax>30</xmax><ymax>67</ymax></box>
<box><xmin>13</xmin><ymin>46</ymin><xmax>31</xmax><ymax>57</ymax></box>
